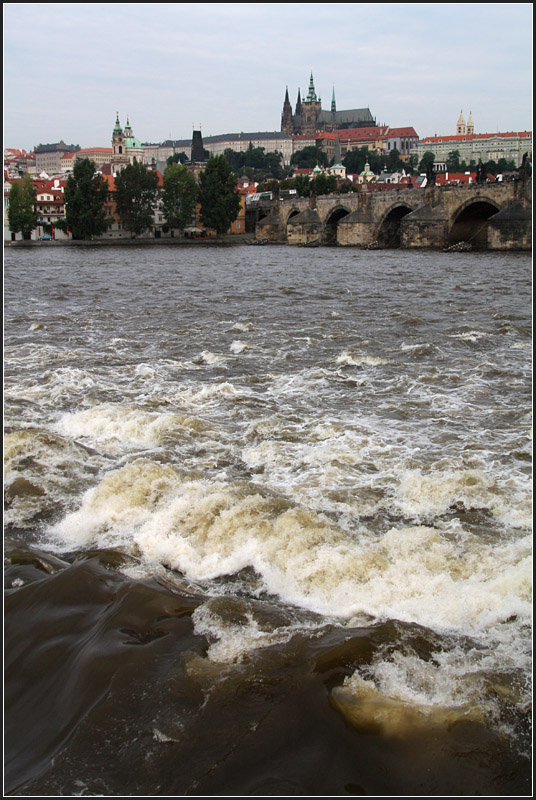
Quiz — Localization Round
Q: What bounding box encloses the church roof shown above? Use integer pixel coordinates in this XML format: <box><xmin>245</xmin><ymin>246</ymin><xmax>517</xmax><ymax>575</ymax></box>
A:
<box><xmin>318</xmin><ymin>108</ymin><xmax>375</xmax><ymax>126</ymax></box>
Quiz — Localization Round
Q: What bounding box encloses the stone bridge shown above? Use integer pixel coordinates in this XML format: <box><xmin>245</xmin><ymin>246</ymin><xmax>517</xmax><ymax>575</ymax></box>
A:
<box><xmin>255</xmin><ymin>179</ymin><xmax>531</xmax><ymax>250</ymax></box>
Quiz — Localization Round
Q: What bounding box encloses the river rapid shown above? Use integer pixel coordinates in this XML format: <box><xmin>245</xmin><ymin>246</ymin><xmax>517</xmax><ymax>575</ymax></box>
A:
<box><xmin>4</xmin><ymin>245</ymin><xmax>532</xmax><ymax>796</ymax></box>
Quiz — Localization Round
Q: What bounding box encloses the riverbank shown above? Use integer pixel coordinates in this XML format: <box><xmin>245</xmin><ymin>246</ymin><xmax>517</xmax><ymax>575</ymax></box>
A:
<box><xmin>4</xmin><ymin>234</ymin><xmax>252</xmax><ymax>248</ymax></box>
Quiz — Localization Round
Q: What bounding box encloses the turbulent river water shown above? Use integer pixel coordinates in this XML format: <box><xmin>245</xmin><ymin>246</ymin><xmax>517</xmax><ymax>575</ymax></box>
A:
<box><xmin>4</xmin><ymin>244</ymin><xmax>532</xmax><ymax>796</ymax></box>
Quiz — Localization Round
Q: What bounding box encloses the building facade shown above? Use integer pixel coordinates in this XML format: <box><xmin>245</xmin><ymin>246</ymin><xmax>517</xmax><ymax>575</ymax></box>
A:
<box><xmin>34</xmin><ymin>141</ymin><xmax>80</xmax><ymax>174</ymax></box>
<box><xmin>414</xmin><ymin>113</ymin><xmax>531</xmax><ymax>168</ymax></box>
<box><xmin>151</xmin><ymin>131</ymin><xmax>294</xmax><ymax>168</ymax></box>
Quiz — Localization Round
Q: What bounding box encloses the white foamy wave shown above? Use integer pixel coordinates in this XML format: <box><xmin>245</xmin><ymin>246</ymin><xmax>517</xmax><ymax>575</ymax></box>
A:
<box><xmin>229</xmin><ymin>322</ymin><xmax>255</xmax><ymax>332</ymax></box>
<box><xmin>230</xmin><ymin>340</ymin><xmax>248</xmax><ymax>354</ymax></box>
<box><xmin>46</xmin><ymin>461</ymin><xmax>532</xmax><ymax>639</ymax></box>
<box><xmin>450</xmin><ymin>330</ymin><xmax>489</xmax><ymax>342</ymax></box>
<box><xmin>4</xmin><ymin>428</ymin><xmax>106</xmax><ymax>527</ymax></box>
<box><xmin>395</xmin><ymin>467</ymin><xmax>532</xmax><ymax>528</ymax></box>
<box><xmin>192</xmin><ymin>599</ymin><xmax>301</xmax><ymax>664</ymax></box>
<box><xmin>199</xmin><ymin>350</ymin><xmax>226</xmax><ymax>365</ymax></box>
<box><xmin>135</xmin><ymin>363</ymin><xmax>156</xmax><ymax>379</ymax></box>
<box><xmin>54</xmin><ymin>403</ymin><xmax>208</xmax><ymax>452</ymax></box>
<box><xmin>336</xmin><ymin>351</ymin><xmax>389</xmax><ymax>367</ymax></box>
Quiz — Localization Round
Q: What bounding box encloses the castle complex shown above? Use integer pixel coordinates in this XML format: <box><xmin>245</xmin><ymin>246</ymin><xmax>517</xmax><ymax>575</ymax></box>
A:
<box><xmin>281</xmin><ymin>72</ymin><xmax>375</xmax><ymax>136</ymax></box>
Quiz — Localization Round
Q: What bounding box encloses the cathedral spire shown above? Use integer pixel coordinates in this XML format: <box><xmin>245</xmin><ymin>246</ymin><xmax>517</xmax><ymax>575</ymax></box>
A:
<box><xmin>306</xmin><ymin>70</ymin><xmax>317</xmax><ymax>102</ymax></box>
<box><xmin>113</xmin><ymin>112</ymin><xmax>122</xmax><ymax>135</ymax></box>
<box><xmin>281</xmin><ymin>86</ymin><xmax>293</xmax><ymax>134</ymax></box>
<box><xmin>331</xmin><ymin>86</ymin><xmax>336</xmax><ymax>114</ymax></box>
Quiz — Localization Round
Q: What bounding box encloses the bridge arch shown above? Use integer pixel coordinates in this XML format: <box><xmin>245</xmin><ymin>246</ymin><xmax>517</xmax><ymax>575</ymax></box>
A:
<box><xmin>448</xmin><ymin>196</ymin><xmax>500</xmax><ymax>249</ymax></box>
<box><xmin>284</xmin><ymin>207</ymin><xmax>302</xmax><ymax>234</ymax></box>
<box><xmin>375</xmin><ymin>203</ymin><xmax>414</xmax><ymax>248</ymax></box>
<box><xmin>323</xmin><ymin>205</ymin><xmax>352</xmax><ymax>244</ymax></box>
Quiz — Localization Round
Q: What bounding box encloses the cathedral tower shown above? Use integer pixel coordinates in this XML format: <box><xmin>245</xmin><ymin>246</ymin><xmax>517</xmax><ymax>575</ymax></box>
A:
<box><xmin>281</xmin><ymin>87</ymin><xmax>293</xmax><ymax>135</ymax></box>
<box><xmin>300</xmin><ymin>71</ymin><xmax>322</xmax><ymax>136</ymax></box>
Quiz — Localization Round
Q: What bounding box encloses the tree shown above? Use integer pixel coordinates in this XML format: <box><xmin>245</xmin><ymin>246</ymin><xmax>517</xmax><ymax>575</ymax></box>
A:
<box><xmin>343</xmin><ymin>147</ymin><xmax>368</xmax><ymax>175</ymax></box>
<box><xmin>406</xmin><ymin>154</ymin><xmax>419</xmax><ymax>175</ymax></box>
<box><xmin>166</xmin><ymin>152</ymin><xmax>189</xmax><ymax>166</ymax></box>
<box><xmin>419</xmin><ymin>151</ymin><xmax>436</xmax><ymax>173</ymax></box>
<box><xmin>61</xmin><ymin>158</ymin><xmax>110</xmax><ymax>240</ymax></box>
<box><xmin>446</xmin><ymin>150</ymin><xmax>462</xmax><ymax>172</ymax></box>
<box><xmin>7</xmin><ymin>174</ymin><xmax>39</xmax><ymax>239</ymax></box>
<box><xmin>197</xmin><ymin>155</ymin><xmax>241</xmax><ymax>235</ymax></box>
<box><xmin>161</xmin><ymin>162</ymin><xmax>197</xmax><ymax>231</ymax></box>
<box><xmin>290</xmin><ymin>146</ymin><xmax>328</xmax><ymax>169</ymax></box>
<box><xmin>293</xmin><ymin>174</ymin><xmax>311</xmax><ymax>197</ymax></box>
<box><xmin>114</xmin><ymin>162</ymin><xmax>160</xmax><ymax>237</ymax></box>
<box><xmin>386</xmin><ymin>147</ymin><xmax>404</xmax><ymax>172</ymax></box>
<box><xmin>311</xmin><ymin>172</ymin><xmax>337</xmax><ymax>195</ymax></box>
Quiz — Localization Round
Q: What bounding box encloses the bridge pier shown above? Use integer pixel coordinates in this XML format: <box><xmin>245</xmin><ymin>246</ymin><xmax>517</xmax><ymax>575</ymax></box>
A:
<box><xmin>487</xmin><ymin>202</ymin><xmax>532</xmax><ymax>250</ymax></box>
<box><xmin>399</xmin><ymin>205</ymin><xmax>450</xmax><ymax>249</ymax></box>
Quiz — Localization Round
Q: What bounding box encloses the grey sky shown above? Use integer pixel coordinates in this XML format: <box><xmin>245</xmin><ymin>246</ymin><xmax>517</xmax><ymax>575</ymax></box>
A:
<box><xmin>3</xmin><ymin>3</ymin><xmax>533</xmax><ymax>152</ymax></box>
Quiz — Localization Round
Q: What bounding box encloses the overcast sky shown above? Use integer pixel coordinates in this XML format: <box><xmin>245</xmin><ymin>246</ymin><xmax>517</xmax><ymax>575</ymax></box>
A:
<box><xmin>3</xmin><ymin>3</ymin><xmax>533</xmax><ymax>152</ymax></box>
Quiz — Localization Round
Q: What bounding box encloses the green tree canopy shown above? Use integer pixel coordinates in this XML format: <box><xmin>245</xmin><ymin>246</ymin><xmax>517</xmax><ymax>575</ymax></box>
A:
<box><xmin>290</xmin><ymin>146</ymin><xmax>328</xmax><ymax>169</ymax></box>
<box><xmin>293</xmin><ymin>174</ymin><xmax>311</xmax><ymax>197</ymax></box>
<box><xmin>197</xmin><ymin>155</ymin><xmax>241</xmax><ymax>235</ymax></box>
<box><xmin>161</xmin><ymin>162</ymin><xmax>197</xmax><ymax>230</ymax></box>
<box><xmin>114</xmin><ymin>162</ymin><xmax>160</xmax><ymax>237</ymax></box>
<box><xmin>343</xmin><ymin>147</ymin><xmax>369</xmax><ymax>175</ymax></box>
<box><xmin>166</xmin><ymin>152</ymin><xmax>189</xmax><ymax>166</ymax></box>
<box><xmin>386</xmin><ymin>147</ymin><xmax>405</xmax><ymax>173</ymax></box>
<box><xmin>8</xmin><ymin>174</ymin><xmax>39</xmax><ymax>239</ymax></box>
<box><xmin>61</xmin><ymin>158</ymin><xmax>110</xmax><ymax>240</ymax></box>
<box><xmin>222</xmin><ymin>145</ymin><xmax>286</xmax><ymax>182</ymax></box>
<box><xmin>311</xmin><ymin>172</ymin><xmax>338</xmax><ymax>195</ymax></box>
<box><xmin>446</xmin><ymin>150</ymin><xmax>465</xmax><ymax>172</ymax></box>
<box><xmin>418</xmin><ymin>151</ymin><xmax>436</xmax><ymax>173</ymax></box>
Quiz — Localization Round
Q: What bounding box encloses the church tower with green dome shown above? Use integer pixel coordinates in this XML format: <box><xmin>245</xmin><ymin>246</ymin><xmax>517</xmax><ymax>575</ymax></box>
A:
<box><xmin>111</xmin><ymin>113</ymin><xmax>144</xmax><ymax>173</ymax></box>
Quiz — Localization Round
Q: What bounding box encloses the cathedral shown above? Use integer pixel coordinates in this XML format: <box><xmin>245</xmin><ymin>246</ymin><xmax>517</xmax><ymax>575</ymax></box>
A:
<box><xmin>281</xmin><ymin>72</ymin><xmax>376</xmax><ymax>136</ymax></box>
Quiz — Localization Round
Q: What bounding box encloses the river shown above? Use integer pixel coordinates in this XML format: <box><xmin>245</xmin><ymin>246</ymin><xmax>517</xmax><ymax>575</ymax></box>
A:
<box><xmin>4</xmin><ymin>245</ymin><xmax>532</xmax><ymax>796</ymax></box>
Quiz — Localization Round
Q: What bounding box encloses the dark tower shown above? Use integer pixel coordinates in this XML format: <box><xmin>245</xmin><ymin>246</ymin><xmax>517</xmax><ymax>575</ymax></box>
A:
<box><xmin>281</xmin><ymin>87</ymin><xmax>293</xmax><ymax>135</ymax></box>
<box><xmin>191</xmin><ymin>129</ymin><xmax>206</xmax><ymax>163</ymax></box>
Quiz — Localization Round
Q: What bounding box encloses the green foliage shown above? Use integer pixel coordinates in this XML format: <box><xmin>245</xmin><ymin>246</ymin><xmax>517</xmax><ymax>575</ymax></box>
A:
<box><xmin>223</xmin><ymin>144</ymin><xmax>285</xmax><ymax>181</ymax></box>
<box><xmin>386</xmin><ymin>147</ymin><xmax>405</xmax><ymax>172</ymax></box>
<box><xmin>293</xmin><ymin>174</ymin><xmax>311</xmax><ymax>197</ymax></box>
<box><xmin>114</xmin><ymin>162</ymin><xmax>160</xmax><ymax>237</ymax></box>
<box><xmin>290</xmin><ymin>146</ymin><xmax>328</xmax><ymax>169</ymax></box>
<box><xmin>311</xmin><ymin>172</ymin><xmax>337</xmax><ymax>195</ymax></box>
<box><xmin>197</xmin><ymin>155</ymin><xmax>241</xmax><ymax>235</ymax></box>
<box><xmin>406</xmin><ymin>154</ymin><xmax>419</xmax><ymax>174</ymax></box>
<box><xmin>166</xmin><ymin>152</ymin><xmax>189</xmax><ymax>166</ymax></box>
<box><xmin>418</xmin><ymin>151</ymin><xmax>436</xmax><ymax>173</ymax></box>
<box><xmin>63</xmin><ymin>158</ymin><xmax>110</xmax><ymax>240</ymax></box>
<box><xmin>161</xmin><ymin>163</ymin><xmax>197</xmax><ymax>230</ymax></box>
<box><xmin>343</xmin><ymin>147</ymin><xmax>386</xmax><ymax>175</ymax></box>
<box><xmin>7</xmin><ymin>174</ymin><xmax>39</xmax><ymax>239</ymax></box>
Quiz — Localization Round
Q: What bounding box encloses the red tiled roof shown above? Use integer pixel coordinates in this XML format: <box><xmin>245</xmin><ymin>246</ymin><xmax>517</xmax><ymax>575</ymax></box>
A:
<box><xmin>421</xmin><ymin>131</ymin><xmax>531</xmax><ymax>143</ymax></box>
<box><xmin>383</xmin><ymin>127</ymin><xmax>418</xmax><ymax>138</ymax></box>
